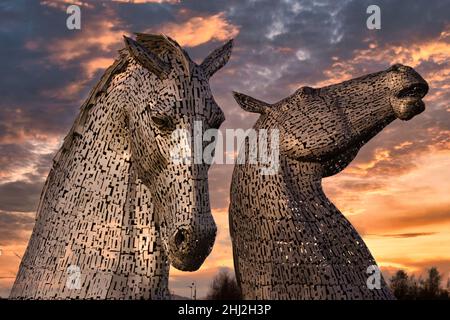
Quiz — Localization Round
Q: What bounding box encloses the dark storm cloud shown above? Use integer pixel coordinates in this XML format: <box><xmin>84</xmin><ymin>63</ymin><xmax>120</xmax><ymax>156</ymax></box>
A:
<box><xmin>0</xmin><ymin>1</ymin><xmax>97</xmax><ymax>137</ymax></box>
<box><xmin>112</xmin><ymin>1</ymin><xmax>175</xmax><ymax>29</ymax></box>
<box><xmin>223</xmin><ymin>0</ymin><xmax>450</xmax><ymax>95</ymax></box>
<box><xmin>340</xmin><ymin>0</ymin><xmax>450</xmax><ymax>45</ymax></box>
<box><xmin>0</xmin><ymin>104</ymin><xmax>74</xmax><ymax>142</ymax></box>
<box><xmin>0</xmin><ymin>144</ymin><xmax>36</xmax><ymax>173</ymax></box>
<box><xmin>0</xmin><ymin>1</ymin><xmax>175</xmax><ymax>138</ymax></box>
<box><xmin>0</xmin><ymin>1</ymin><xmax>84</xmax><ymax>99</ymax></box>
<box><xmin>0</xmin><ymin>210</ymin><xmax>34</xmax><ymax>244</ymax></box>
<box><xmin>0</xmin><ymin>140</ymin><xmax>53</xmax><ymax>174</ymax></box>
<box><xmin>0</xmin><ymin>143</ymin><xmax>52</xmax><ymax>214</ymax></box>
<box><xmin>0</xmin><ymin>180</ymin><xmax>43</xmax><ymax>212</ymax></box>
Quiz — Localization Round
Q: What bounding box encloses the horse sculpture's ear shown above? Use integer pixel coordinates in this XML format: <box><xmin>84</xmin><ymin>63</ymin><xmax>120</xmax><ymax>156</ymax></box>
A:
<box><xmin>233</xmin><ymin>91</ymin><xmax>270</xmax><ymax>114</ymax></box>
<box><xmin>200</xmin><ymin>39</ymin><xmax>233</xmax><ymax>78</ymax></box>
<box><xmin>123</xmin><ymin>35</ymin><xmax>171</xmax><ymax>80</ymax></box>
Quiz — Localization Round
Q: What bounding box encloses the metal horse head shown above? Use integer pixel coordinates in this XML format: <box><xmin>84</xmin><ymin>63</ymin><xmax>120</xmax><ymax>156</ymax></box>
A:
<box><xmin>123</xmin><ymin>34</ymin><xmax>233</xmax><ymax>271</ymax></box>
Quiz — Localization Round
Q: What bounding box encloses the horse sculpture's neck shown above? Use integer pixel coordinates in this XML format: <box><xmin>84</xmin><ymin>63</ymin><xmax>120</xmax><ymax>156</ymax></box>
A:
<box><xmin>230</xmin><ymin>145</ymin><xmax>394</xmax><ymax>300</ymax></box>
<box><xmin>10</xmin><ymin>54</ymin><xmax>170</xmax><ymax>299</ymax></box>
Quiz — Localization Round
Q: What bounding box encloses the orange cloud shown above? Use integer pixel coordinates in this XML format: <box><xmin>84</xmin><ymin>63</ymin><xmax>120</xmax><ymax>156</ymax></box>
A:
<box><xmin>156</xmin><ymin>12</ymin><xmax>239</xmax><ymax>47</ymax></box>
<box><xmin>322</xmin><ymin>145</ymin><xmax>450</xmax><ymax>281</ymax></box>
<box><xmin>24</xmin><ymin>9</ymin><xmax>125</xmax><ymax>99</ymax></box>
<box><xmin>40</xmin><ymin>56</ymin><xmax>116</xmax><ymax>100</ymax></box>
<box><xmin>45</xmin><ymin>20</ymin><xmax>123</xmax><ymax>63</ymax></box>
<box><xmin>325</xmin><ymin>148</ymin><xmax>450</xmax><ymax>219</ymax></box>
<box><xmin>28</xmin><ymin>10</ymin><xmax>239</xmax><ymax>99</ymax></box>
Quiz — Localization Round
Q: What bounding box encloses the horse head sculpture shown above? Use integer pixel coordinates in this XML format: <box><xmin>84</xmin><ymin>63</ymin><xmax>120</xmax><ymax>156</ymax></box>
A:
<box><xmin>123</xmin><ymin>34</ymin><xmax>232</xmax><ymax>271</ymax></box>
<box><xmin>234</xmin><ymin>64</ymin><xmax>428</xmax><ymax>177</ymax></box>
<box><xmin>10</xmin><ymin>34</ymin><xmax>232</xmax><ymax>299</ymax></box>
<box><xmin>230</xmin><ymin>64</ymin><xmax>428</xmax><ymax>299</ymax></box>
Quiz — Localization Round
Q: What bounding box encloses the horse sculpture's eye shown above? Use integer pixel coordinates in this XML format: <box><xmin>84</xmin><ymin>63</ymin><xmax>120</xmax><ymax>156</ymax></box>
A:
<box><xmin>151</xmin><ymin>115</ymin><xmax>174</xmax><ymax>131</ymax></box>
<box><xmin>389</xmin><ymin>64</ymin><xmax>406</xmax><ymax>73</ymax></box>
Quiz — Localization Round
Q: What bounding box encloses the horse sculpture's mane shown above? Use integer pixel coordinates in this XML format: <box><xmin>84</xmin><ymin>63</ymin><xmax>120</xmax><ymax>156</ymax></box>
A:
<box><xmin>52</xmin><ymin>49</ymin><xmax>128</xmax><ymax>164</ymax></box>
<box><xmin>37</xmin><ymin>33</ymin><xmax>191</xmax><ymax>226</ymax></box>
<box><xmin>53</xmin><ymin>34</ymin><xmax>188</xmax><ymax>165</ymax></box>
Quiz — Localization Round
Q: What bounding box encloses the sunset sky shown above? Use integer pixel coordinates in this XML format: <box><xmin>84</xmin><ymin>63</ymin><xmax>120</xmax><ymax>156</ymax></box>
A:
<box><xmin>0</xmin><ymin>0</ymin><xmax>449</xmax><ymax>298</ymax></box>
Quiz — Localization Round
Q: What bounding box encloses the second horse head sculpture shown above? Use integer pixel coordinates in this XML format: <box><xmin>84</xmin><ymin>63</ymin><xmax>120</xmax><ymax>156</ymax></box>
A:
<box><xmin>230</xmin><ymin>64</ymin><xmax>428</xmax><ymax>299</ymax></box>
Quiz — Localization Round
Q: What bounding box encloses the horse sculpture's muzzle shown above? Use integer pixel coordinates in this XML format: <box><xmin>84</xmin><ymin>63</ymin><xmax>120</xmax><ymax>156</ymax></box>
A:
<box><xmin>168</xmin><ymin>218</ymin><xmax>217</xmax><ymax>271</ymax></box>
<box><xmin>391</xmin><ymin>76</ymin><xmax>429</xmax><ymax>121</ymax></box>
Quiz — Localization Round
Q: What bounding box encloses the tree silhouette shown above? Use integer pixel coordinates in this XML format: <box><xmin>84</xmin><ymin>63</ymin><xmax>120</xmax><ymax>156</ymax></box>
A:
<box><xmin>206</xmin><ymin>269</ymin><xmax>242</xmax><ymax>300</ymax></box>
<box><xmin>390</xmin><ymin>270</ymin><xmax>409</xmax><ymax>299</ymax></box>
<box><xmin>421</xmin><ymin>267</ymin><xmax>441</xmax><ymax>298</ymax></box>
<box><xmin>408</xmin><ymin>275</ymin><xmax>420</xmax><ymax>299</ymax></box>
<box><xmin>389</xmin><ymin>267</ymin><xmax>449</xmax><ymax>300</ymax></box>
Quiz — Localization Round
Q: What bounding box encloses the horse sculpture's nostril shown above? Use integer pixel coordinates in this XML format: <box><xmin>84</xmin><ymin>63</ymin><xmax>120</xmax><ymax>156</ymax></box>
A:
<box><xmin>174</xmin><ymin>229</ymin><xmax>187</xmax><ymax>249</ymax></box>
